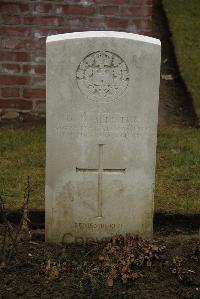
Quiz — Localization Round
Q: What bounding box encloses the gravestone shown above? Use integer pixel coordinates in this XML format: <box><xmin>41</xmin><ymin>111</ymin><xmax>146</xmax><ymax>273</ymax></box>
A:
<box><xmin>46</xmin><ymin>31</ymin><xmax>161</xmax><ymax>243</ymax></box>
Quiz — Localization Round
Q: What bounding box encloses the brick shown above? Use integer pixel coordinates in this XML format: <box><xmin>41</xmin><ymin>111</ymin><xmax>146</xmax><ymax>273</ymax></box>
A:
<box><xmin>1</xmin><ymin>87</ymin><xmax>20</xmax><ymax>97</ymax></box>
<box><xmin>62</xmin><ymin>0</ymin><xmax>95</xmax><ymax>3</ymax></box>
<box><xmin>88</xmin><ymin>18</ymin><xmax>129</xmax><ymax>29</ymax></box>
<box><xmin>24</xmin><ymin>16</ymin><xmax>64</xmax><ymax>26</ymax></box>
<box><xmin>66</xmin><ymin>16</ymin><xmax>87</xmax><ymax>29</ymax></box>
<box><xmin>33</xmin><ymin>3</ymin><xmax>53</xmax><ymax>13</ymax></box>
<box><xmin>95</xmin><ymin>0</ymin><xmax>129</xmax><ymax>4</ymax></box>
<box><xmin>87</xmin><ymin>18</ymin><xmax>107</xmax><ymax>28</ymax></box>
<box><xmin>0</xmin><ymin>75</ymin><xmax>29</xmax><ymax>85</ymax></box>
<box><xmin>0</xmin><ymin>52</ymin><xmax>30</xmax><ymax>62</ymax></box>
<box><xmin>32</xmin><ymin>28</ymin><xmax>69</xmax><ymax>39</ymax></box>
<box><xmin>122</xmin><ymin>6</ymin><xmax>152</xmax><ymax>17</ymax></box>
<box><xmin>32</xmin><ymin>28</ymin><xmax>58</xmax><ymax>39</ymax></box>
<box><xmin>130</xmin><ymin>19</ymin><xmax>152</xmax><ymax>30</ymax></box>
<box><xmin>0</xmin><ymin>28</ymin><xmax>31</xmax><ymax>38</ymax></box>
<box><xmin>0</xmin><ymin>99</ymin><xmax>32</xmax><ymax>110</ymax></box>
<box><xmin>30</xmin><ymin>52</ymin><xmax>46</xmax><ymax>64</ymax></box>
<box><xmin>0</xmin><ymin>37</ymin><xmax>44</xmax><ymax>52</ymax></box>
<box><xmin>23</xmin><ymin>65</ymin><xmax>46</xmax><ymax>75</ymax></box>
<box><xmin>55</xmin><ymin>28</ymin><xmax>70</xmax><ymax>34</ymax></box>
<box><xmin>1</xmin><ymin>63</ymin><xmax>20</xmax><ymax>74</ymax></box>
<box><xmin>31</xmin><ymin>76</ymin><xmax>46</xmax><ymax>88</ymax></box>
<box><xmin>139</xmin><ymin>30</ymin><xmax>153</xmax><ymax>36</ymax></box>
<box><xmin>1</xmin><ymin>111</ymin><xmax>19</xmax><ymax>119</ymax></box>
<box><xmin>99</xmin><ymin>6</ymin><xmax>119</xmax><ymax>15</ymax></box>
<box><xmin>0</xmin><ymin>3</ymin><xmax>29</xmax><ymax>13</ymax></box>
<box><xmin>130</xmin><ymin>0</ymin><xmax>152</xmax><ymax>4</ymax></box>
<box><xmin>34</xmin><ymin>100</ymin><xmax>46</xmax><ymax>113</ymax></box>
<box><xmin>106</xmin><ymin>18</ymin><xmax>129</xmax><ymax>29</ymax></box>
<box><xmin>23</xmin><ymin>88</ymin><xmax>46</xmax><ymax>98</ymax></box>
<box><xmin>0</xmin><ymin>38</ymin><xmax>24</xmax><ymax>50</ymax></box>
<box><xmin>24</xmin><ymin>39</ymin><xmax>45</xmax><ymax>50</ymax></box>
<box><xmin>55</xmin><ymin>5</ymin><xmax>95</xmax><ymax>15</ymax></box>
<box><xmin>0</xmin><ymin>14</ymin><xmax>21</xmax><ymax>25</ymax></box>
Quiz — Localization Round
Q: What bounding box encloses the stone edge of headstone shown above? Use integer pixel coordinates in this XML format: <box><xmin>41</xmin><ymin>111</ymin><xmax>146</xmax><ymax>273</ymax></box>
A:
<box><xmin>46</xmin><ymin>31</ymin><xmax>161</xmax><ymax>46</ymax></box>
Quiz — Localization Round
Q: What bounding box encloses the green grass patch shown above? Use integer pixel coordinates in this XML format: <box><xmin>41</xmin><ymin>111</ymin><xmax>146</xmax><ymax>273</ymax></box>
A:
<box><xmin>0</xmin><ymin>127</ymin><xmax>45</xmax><ymax>210</ymax></box>
<box><xmin>155</xmin><ymin>128</ymin><xmax>200</xmax><ymax>214</ymax></box>
<box><xmin>0</xmin><ymin>127</ymin><xmax>199</xmax><ymax>214</ymax></box>
<box><xmin>163</xmin><ymin>0</ymin><xmax>200</xmax><ymax>117</ymax></box>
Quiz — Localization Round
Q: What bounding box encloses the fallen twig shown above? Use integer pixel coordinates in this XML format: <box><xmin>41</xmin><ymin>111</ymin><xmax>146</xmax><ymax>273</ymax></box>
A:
<box><xmin>0</xmin><ymin>195</ymin><xmax>19</xmax><ymax>264</ymax></box>
<box><xmin>7</xmin><ymin>176</ymin><xmax>31</xmax><ymax>262</ymax></box>
<box><xmin>0</xmin><ymin>177</ymin><xmax>32</xmax><ymax>265</ymax></box>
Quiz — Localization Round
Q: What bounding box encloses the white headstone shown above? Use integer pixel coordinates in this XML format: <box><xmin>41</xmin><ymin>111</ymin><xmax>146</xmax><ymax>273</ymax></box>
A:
<box><xmin>46</xmin><ymin>31</ymin><xmax>161</xmax><ymax>243</ymax></box>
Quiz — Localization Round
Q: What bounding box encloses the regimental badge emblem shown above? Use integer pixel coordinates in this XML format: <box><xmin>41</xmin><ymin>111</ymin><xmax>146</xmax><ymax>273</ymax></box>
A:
<box><xmin>76</xmin><ymin>51</ymin><xmax>129</xmax><ymax>101</ymax></box>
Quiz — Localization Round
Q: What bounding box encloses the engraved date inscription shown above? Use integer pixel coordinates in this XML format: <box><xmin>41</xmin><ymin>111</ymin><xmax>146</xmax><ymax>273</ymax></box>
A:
<box><xmin>74</xmin><ymin>222</ymin><xmax>123</xmax><ymax>231</ymax></box>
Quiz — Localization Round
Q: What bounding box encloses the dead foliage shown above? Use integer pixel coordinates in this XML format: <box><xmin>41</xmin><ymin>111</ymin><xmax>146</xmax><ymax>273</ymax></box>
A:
<box><xmin>98</xmin><ymin>235</ymin><xmax>165</xmax><ymax>286</ymax></box>
<box><xmin>171</xmin><ymin>239</ymin><xmax>200</xmax><ymax>286</ymax></box>
<box><xmin>0</xmin><ymin>177</ymin><xmax>31</xmax><ymax>268</ymax></box>
<box><xmin>41</xmin><ymin>259</ymin><xmax>61</xmax><ymax>280</ymax></box>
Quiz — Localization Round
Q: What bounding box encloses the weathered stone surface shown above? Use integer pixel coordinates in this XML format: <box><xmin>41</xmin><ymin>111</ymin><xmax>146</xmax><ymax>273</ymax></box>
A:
<box><xmin>46</xmin><ymin>31</ymin><xmax>161</xmax><ymax>243</ymax></box>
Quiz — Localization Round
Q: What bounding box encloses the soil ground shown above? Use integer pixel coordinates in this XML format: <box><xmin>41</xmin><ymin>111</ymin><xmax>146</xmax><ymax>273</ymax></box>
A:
<box><xmin>0</xmin><ymin>227</ymin><xmax>199</xmax><ymax>299</ymax></box>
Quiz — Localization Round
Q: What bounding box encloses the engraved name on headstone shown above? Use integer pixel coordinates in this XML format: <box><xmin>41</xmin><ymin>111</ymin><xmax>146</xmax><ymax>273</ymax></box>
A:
<box><xmin>46</xmin><ymin>31</ymin><xmax>161</xmax><ymax>243</ymax></box>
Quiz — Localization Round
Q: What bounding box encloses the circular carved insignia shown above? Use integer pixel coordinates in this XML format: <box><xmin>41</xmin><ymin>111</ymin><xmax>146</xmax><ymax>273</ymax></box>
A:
<box><xmin>76</xmin><ymin>51</ymin><xmax>129</xmax><ymax>101</ymax></box>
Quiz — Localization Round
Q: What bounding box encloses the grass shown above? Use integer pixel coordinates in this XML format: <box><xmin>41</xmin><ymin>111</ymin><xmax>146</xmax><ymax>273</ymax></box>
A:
<box><xmin>0</xmin><ymin>127</ymin><xmax>199</xmax><ymax>214</ymax></box>
<box><xmin>163</xmin><ymin>0</ymin><xmax>200</xmax><ymax>117</ymax></box>
<box><xmin>0</xmin><ymin>127</ymin><xmax>45</xmax><ymax>210</ymax></box>
<box><xmin>155</xmin><ymin>128</ymin><xmax>200</xmax><ymax>214</ymax></box>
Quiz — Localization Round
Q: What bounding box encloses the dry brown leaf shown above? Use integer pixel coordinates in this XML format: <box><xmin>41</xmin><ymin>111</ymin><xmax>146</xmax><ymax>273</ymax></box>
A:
<box><xmin>107</xmin><ymin>277</ymin><xmax>113</xmax><ymax>287</ymax></box>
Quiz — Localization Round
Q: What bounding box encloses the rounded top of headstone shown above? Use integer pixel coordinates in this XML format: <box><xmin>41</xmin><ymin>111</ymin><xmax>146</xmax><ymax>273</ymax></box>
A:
<box><xmin>46</xmin><ymin>31</ymin><xmax>161</xmax><ymax>46</ymax></box>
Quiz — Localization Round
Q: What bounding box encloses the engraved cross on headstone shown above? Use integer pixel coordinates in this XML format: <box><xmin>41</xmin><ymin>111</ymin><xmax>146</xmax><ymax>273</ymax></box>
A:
<box><xmin>76</xmin><ymin>144</ymin><xmax>126</xmax><ymax>218</ymax></box>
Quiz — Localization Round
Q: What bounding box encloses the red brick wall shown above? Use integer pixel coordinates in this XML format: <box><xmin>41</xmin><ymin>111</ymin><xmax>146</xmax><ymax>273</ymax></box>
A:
<box><xmin>0</xmin><ymin>0</ymin><xmax>152</xmax><ymax>121</ymax></box>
